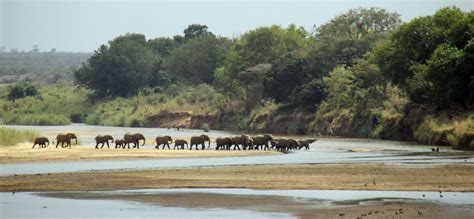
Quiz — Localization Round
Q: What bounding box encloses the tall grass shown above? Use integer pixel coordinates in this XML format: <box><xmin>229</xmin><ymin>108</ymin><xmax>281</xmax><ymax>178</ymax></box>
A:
<box><xmin>0</xmin><ymin>127</ymin><xmax>38</xmax><ymax>146</ymax></box>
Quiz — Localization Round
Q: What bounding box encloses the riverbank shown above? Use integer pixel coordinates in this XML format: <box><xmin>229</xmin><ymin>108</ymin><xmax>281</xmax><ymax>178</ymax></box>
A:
<box><xmin>2</xmin><ymin>163</ymin><xmax>473</xmax><ymax>192</ymax></box>
<box><xmin>0</xmin><ymin>142</ymin><xmax>277</xmax><ymax>163</ymax></box>
<box><xmin>42</xmin><ymin>191</ymin><xmax>474</xmax><ymax>219</ymax></box>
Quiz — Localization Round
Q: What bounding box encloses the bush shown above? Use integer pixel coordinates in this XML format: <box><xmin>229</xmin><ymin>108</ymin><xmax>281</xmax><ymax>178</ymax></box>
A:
<box><xmin>0</xmin><ymin>127</ymin><xmax>38</xmax><ymax>146</ymax></box>
<box><xmin>7</xmin><ymin>82</ymin><xmax>39</xmax><ymax>100</ymax></box>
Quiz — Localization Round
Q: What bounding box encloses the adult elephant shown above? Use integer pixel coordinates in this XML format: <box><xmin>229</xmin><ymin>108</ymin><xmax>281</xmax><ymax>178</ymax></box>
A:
<box><xmin>252</xmin><ymin>134</ymin><xmax>273</xmax><ymax>150</ymax></box>
<box><xmin>32</xmin><ymin>137</ymin><xmax>49</xmax><ymax>148</ymax></box>
<box><xmin>155</xmin><ymin>136</ymin><xmax>173</xmax><ymax>149</ymax></box>
<box><xmin>298</xmin><ymin>139</ymin><xmax>317</xmax><ymax>150</ymax></box>
<box><xmin>95</xmin><ymin>135</ymin><xmax>114</xmax><ymax>149</ymax></box>
<box><xmin>231</xmin><ymin>135</ymin><xmax>251</xmax><ymax>150</ymax></box>
<box><xmin>275</xmin><ymin>138</ymin><xmax>300</xmax><ymax>150</ymax></box>
<box><xmin>190</xmin><ymin>134</ymin><xmax>210</xmax><ymax>150</ymax></box>
<box><xmin>174</xmin><ymin>139</ymin><xmax>188</xmax><ymax>150</ymax></box>
<box><xmin>215</xmin><ymin>137</ymin><xmax>232</xmax><ymax>150</ymax></box>
<box><xmin>56</xmin><ymin>133</ymin><xmax>77</xmax><ymax>148</ymax></box>
<box><xmin>123</xmin><ymin>133</ymin><xmax>146</xmax><ymax>149</ymax></box>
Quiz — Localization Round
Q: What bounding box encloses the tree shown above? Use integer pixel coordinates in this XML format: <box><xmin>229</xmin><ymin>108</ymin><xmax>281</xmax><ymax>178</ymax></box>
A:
<box><xmin>263</xmin><ymin>55</ymin><xmax>325</xmax><ymax>108</ymax></box>
<box><xmin>315</xmin><ymin>7</ymin><xmax>401</xmax><ymax>40</ymax></box>
<box><xmin>374</xmin><ymin>7</ymin><xmax>473</xmax><ymax>108</ymax></box>
<box><xmin>8</xmin><ymin>81</ymin><xmax>39</xmax><ymax>101</ymax></box>
<box><xmin>147</xmin><ymin>37</ymin><xmax>176</xmax><ymax>57</ymax></box>
<box><xmin>224</xmin><ymin>25</ymin><xmax>308</xmax><ymax>78</ymax></box>
<box><xmin>184</xmin><ymin>24</ymin><xmax>213</xmax><ymax>41</ymax></box>
<box><xmin>74</xmin><ymin>33</ymin><xmax>160</xmax><ymax>97</ymax></box>
<box><xmin>164</xmin><ymin>36</ymin><xmax>230</xmax><ymax>84</ymax></box>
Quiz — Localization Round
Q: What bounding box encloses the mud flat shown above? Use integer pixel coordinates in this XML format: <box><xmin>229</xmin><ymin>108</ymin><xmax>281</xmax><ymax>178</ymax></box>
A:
<box><xmin>1</xmin><ymin>163</ymin><xmax>473</xmax><ymax>192</ymax></box>
<box><xmin>41</xmin><ymin>190</ymin><xmax>474</xmax><ymax>219</ymax></box>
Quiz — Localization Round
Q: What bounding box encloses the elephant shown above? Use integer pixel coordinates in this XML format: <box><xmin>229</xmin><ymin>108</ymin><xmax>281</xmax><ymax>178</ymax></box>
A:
<box><xmin>114</xmin><ymin>139</ymin><xmax>126</xmax><ymax>149</ymax></box>
<box><xmin>155</xmin><ymin>136</ymin><xmax>173</xmax><ymax>149</ymax></box>
<box><xmin>215</xmin><ymin>137</ymin><xmax>232</xmax><ymax>150</ymax></box>
<box><xmin>190</xmin><ymin>134</ymin><xmax>210</xmax><ymax>150</ymax></box>
<box><xmin>56</xmin><ymin>133</ymin><xmax>77</xmax><ymax>148</ymax></box>
<box><xmin>174</xmin><ymin>139</ymin><xmax>188</xmax><ymax>150</ymax></box>
<box><xmin>298</xmin><ymin>139</ymin><xmax>317</xmax><ymax>150</ymax></box>
<box><xmin>32</xmin><ymin>137</ymin><xmax>49</xmax><ymax>148</ymax></box>
<box><xmin>95</xmin><ymin>135</ymin><xmax>114</xmax><ymax>149</ymax></box>
<box><xmin>123</xmin><ymin>133</ymin><xmax>146</xmax><ymax>149</ymax></box>
<box><xmin>272</xmin><ymin>138</ymin><xmax>300</xmax><ymax>150</ymax></box>
<box><xmin>231</xmin><ymin>135</ymin><xmax>251</xmax><ymax>150</ymax></box>
<box><xmin>251</xmin><ymin>134</ymin><xmax>273</xmax><ymax>150</ymax></box>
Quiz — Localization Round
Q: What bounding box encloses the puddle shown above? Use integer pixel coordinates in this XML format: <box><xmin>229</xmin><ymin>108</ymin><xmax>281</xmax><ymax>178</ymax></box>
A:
<box><xmin>0</xmin><ymin>192</ymin><xmax>293</xmax><ymax>219</ymax></box>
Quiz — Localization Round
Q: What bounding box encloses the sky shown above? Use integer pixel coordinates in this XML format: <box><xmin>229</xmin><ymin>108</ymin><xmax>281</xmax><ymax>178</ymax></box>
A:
<box><xmin>1</xmin><ymin>0</ymin><xmax>473</xmax><ymax>52</ymax></box>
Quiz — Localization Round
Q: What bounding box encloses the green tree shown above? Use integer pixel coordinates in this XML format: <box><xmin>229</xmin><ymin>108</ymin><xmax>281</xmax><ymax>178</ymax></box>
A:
<box><xmin>7</xmin><ymin>81</ymin><xmax>39</xmax><ymax>101</ymax></box>
<box><xmin>225</xmin><ymin>25</ymin><xmax>308</xmax><ymax>77</ymax></box>
<box><xmin>74</xmin><ymin>33</ymin><xmax>160</xmax><ymax>97</ymax></box>
<box><xmin>147</xmin><ymin>37</ymin><xmax>176</xmax><ymax>57</ymax></box>
<box><xmin>184</xmin><ymin>24</ymin><xmax>213</xmax><ymax>41</ymax></box>
<box><xmin>164</xmin><ymin>36</ymin><xmax>230</xmax><ymax>84</ymax></box>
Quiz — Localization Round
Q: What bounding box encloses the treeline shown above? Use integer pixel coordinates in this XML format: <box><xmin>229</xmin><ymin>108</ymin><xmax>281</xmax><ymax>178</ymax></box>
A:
<box><xmin>0</xmin><ymin>52</ymin><xmax>90</xmax><ymax>83</ymax></box>
<box><xmin>2</xmin><ymin>7</ymin><xmax>473</xmax><ymax>149</ymax></box>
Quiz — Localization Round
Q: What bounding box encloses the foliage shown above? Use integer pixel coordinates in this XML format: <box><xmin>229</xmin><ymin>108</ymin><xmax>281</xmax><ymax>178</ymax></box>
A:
<box><xmin>164</xmin><ymin>36</ymin><xmax>230</xmax><ymax>84</ymax></box>
<box><xmin>0</xmin><ymin>84</ymin><xmax>90</xmax><ymax>125</ymax></box>
<box><xmin>7</xmin><ymin>82</ymin><xmax>39</xmax><ymax>100</ymax></box>
<box><xmin>374</xmin><ymin>7</ymin><xmax>473</xmax><ymax>109</ymax></box>
<box><xmin>0</xmin><ymin>127</ymin><xmax>38</xmax><ymax>146</ymax></box>
<box><xmin>74</xmin><ymin>33</ymin><xmax>161</xmax><ymax>97</ymax></box>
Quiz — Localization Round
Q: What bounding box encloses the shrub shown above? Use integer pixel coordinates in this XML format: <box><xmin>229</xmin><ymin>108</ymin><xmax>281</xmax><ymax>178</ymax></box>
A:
<box><xmin>7</xmin><ymin>82</ymin><xmax>39</xmax><ymax>100</ymax></box>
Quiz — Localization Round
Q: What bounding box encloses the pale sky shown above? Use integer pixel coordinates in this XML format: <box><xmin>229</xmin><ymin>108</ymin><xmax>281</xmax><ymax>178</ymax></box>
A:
<box><xmin>1</xmin><ymin>0</ymin><xmax>473</xmax><ymax>52</ymax></box>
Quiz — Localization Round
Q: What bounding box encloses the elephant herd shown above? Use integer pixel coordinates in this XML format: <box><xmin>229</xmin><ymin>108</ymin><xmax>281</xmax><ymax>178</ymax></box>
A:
<box><xmin>32</xmin><ymin>133</ymin><xmax>317</xmax><ymax>151</ymax></box>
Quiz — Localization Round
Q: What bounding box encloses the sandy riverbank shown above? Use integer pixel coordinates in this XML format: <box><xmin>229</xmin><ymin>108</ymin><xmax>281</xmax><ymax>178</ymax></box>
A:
<box><xmin>1</xmin><ymin>163</ymin><xmax>473</xmax><ymax>192</ymax></box>
<box><xmin>43</xmin><ymin>191</ymin><xmax>474</xmax><ymax>219</ymax></box>
<box><xmin>0</xmin><ymin>142</ymin><xmax>277</xmax><ymax>163</ymax></box>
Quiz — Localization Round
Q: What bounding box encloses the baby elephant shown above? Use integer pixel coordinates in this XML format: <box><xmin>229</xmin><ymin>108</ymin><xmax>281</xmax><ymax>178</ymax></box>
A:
<box><xmin>32</xmin><ymin>137</ymin><xmax>49</xmax><ymax>148</ymax></box>
<box><xmin>174</xmin><ymin>139</ymin><xmax>188</xmax><ymax>150</ymax></box>
<box><xmin>115</xmin><ymin>139</ymin><xmax>126</xmax><ymax>149</ymax></box>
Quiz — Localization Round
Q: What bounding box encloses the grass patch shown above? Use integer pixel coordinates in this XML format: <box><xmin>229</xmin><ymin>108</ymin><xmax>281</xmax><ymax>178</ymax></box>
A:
<box><xmin>0</xmin><ymin>127</ymin><xmax>38</xmax><ymax>146</ymax></box>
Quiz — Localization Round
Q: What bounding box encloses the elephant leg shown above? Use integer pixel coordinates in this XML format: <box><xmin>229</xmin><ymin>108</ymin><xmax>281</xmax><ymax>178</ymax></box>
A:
<box><xmin>56</xmin><ymin>141</ymin><xmax>59</xmax><ymax>148</ymax></box>
<box><xmin>201</xmin><ymin>143</ymin><xmax>205</xmax><ymax>150</ymax></box>
<box><xmin>32</xmin><ymin>143</ymin><xmax>36</xmax><ymax>149</ymax></box>
<box><xmin>106</xmin><ymin>142</ymin><xmax>110</xmax><ymax>149</ymax></box>
<box><xmin>189</xmin><ymin>144</ymin><xmax>193</xmax><ymax>150</ymax></box>
<box><xmin>167</xmin><ymin>143</ymin><xmax>170</xmax><ymax>149</ymax></box>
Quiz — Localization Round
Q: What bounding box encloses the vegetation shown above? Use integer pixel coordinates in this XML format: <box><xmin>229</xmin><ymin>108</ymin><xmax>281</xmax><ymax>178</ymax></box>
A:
<box><xmin>0</xmin><ymin>52</ymin><xmax>90</xmax><ymax>83</ymax></box>
<box><xmin>0</xmin><ymin>127</ymin><xmax>38</xmax><ymax>146</ymax></box>
<box><xmin>0</xmin><ymin>7</ymin><xmax>472</xmax><ymax>149</ymax></box>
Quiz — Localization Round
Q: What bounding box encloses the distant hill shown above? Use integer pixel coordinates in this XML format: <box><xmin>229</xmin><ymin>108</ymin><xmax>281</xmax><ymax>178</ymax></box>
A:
<box><xmin>0</xmin><ymin>52</ymin><xmax>91</xmax><ymax>83</ymax></box>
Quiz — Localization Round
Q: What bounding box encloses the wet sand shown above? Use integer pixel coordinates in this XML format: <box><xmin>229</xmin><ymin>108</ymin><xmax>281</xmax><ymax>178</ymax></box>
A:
<box><xmin>0</xmin><ymin>142</ymin><xmax>277</xmax><ymax>163</ymax></box>
<box><xmin>1</xmin><ymin>163</ymin><xmax>473</xmax><ymax>192</ymax></box>
<box><xmin>43</xmin><ymin>191</ymin><xmax>474</xmax><ymax>219</ymax></box>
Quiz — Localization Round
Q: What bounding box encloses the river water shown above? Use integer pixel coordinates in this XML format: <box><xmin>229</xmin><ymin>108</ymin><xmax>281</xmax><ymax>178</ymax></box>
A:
<box><xmin>1</xmin><ymin>124</ymin><xmax>473</xmax><ymax>218</ymax></box>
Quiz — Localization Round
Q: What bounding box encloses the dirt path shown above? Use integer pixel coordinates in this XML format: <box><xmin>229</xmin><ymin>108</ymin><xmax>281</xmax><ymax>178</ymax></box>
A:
<box><xmin>2</xmin><ymin>163</ymin><xmax>473</xmax><ymax>192</ymax></box>
<box><xmin>0</xmin><ymin>142</ymin><xmax>277</xmax><ymax>163</ymax></box>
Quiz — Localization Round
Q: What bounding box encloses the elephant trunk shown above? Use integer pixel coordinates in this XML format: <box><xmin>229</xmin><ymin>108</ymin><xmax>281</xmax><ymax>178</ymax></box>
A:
<box><xmin>142</xmin><ymin>138</ymin><xmax>146</xmax><ymax>146</ymax></box>
<box><xmin>75</xmin><ymin>138</ymin><xmax>78</xmax><ymax>144</ymax></box>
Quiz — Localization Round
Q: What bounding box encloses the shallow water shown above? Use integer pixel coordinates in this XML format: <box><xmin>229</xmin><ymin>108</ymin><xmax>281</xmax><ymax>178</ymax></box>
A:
<box><xmin>0</xmin><ymin>192</ymin><xmax>293</xmax><ymax>219</ymax></box>
<box><xmin>2</xmin><ymin>189</ymin><xmax>473</xmax><ymax>218</ymax></box>
<box><xmin>1</xmin><ymin>124</ymin><xmax>472</xmax><ymax>176</ymax></box>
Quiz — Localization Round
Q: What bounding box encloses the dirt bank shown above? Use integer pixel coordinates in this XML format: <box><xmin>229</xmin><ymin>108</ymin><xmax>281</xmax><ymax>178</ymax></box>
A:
<box><xmin>0</xmin><ymin>142</ymin><xmax>277</xmax><ymax>163</ymax></box>
<box><xmin>44</xmin><ymin>191</ymin><xmax>474</xmax><ymax>219</ymax></box>
<box><xmin>1</xmin><ymin>163</ymin><xmax>473</xmax><ymax>192</ymax></box>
